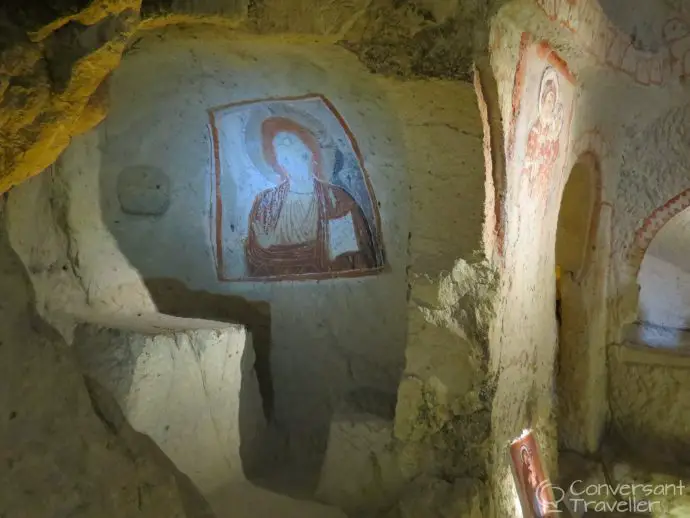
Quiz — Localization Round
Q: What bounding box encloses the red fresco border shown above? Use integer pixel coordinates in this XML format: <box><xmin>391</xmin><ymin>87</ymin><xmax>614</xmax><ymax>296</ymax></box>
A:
<box><xmin>473</xmin><ymin>64</ymin><xmax>506</xmax><ymax>260</ymax></box>
<box><xmin>508</xmin><ymin>32</ymin><xmax>533</xmax><ymax>164</ymax></box>
<box><xmin>209</xmin><ymin>112</ymin><xmax>224</xmax><ymax>277</ymax></box>
<box><xmin>629</xmin><ymin>187</ymin><xmax>690</xmax><ymax>274</ymax></box>
<box><xmin>509</xmin><ymin>33</ymin><xmax>577</xmax><ymax>164</ymax></box>
<box><xmin>207</xmin><ymin>93</ymin><xmax>388</xmax><ymax>283</ymax></box>
<box><xmin>536</xmin><ymin>41</ymin><xmax>577</xmax><ymax>84</ymax></box>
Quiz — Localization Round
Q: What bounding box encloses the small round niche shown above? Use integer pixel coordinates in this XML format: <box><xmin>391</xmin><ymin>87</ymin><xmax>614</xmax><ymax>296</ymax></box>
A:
<box><xmin>117</xmin><ymin>165</ymin><xmax>170</xmax><ymax>216</ymax></box>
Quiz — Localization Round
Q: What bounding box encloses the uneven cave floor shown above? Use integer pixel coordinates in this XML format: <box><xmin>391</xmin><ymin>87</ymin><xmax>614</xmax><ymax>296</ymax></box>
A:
<box><xmin>557</xmin><ymin>434</ymin><xmax>690</xmax><ymax>518</ymax></box>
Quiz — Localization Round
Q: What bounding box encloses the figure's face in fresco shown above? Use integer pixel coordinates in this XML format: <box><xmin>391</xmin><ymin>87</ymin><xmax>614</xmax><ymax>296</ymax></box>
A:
<box><xmin>542</xmin><ymin>91</ymin><xmax>556</xmax><ymax>121</ymax></box>
<box><xmin>273</xmin><ymin>131</ymin><xmax>314</xmax><ymax>189</ymax></box>
<box><xmin>523</xmin><ymin>451</ymin><xmax>536</xmax><ymax>477</ymax></box>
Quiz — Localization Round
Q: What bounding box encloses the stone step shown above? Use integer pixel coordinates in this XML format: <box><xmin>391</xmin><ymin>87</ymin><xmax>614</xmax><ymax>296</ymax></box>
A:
<box><xmin>72</xmin><ymin>313</ymin><xmax>267</xmax><ymax>497</ymax></box>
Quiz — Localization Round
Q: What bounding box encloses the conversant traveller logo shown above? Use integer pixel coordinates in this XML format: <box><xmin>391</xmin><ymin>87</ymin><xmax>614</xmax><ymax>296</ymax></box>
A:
<box><xmin>535</xmin><ymin>478</ymin><xmax>686</xmax><ymax>514</ymax></box>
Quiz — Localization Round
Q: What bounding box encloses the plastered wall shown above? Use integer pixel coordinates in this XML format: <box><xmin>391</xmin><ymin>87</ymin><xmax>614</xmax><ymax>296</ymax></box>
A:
<box><xmin>611</xmin><ymin>99</ymin><xmax>690</xmax><ymax>331</ymax></box>
<box><xmin>487</xmin><ymin>12</ymin><xmax>567</xmax><ymax>514</ymax></box>
<box><xmin>510</xmin><ymin>1</ymin><xmax>690</xmax><ymax>350</ymax></box>
<box><xmin>25</xmin><ymin>27</ymin><xmax>489</xmax><ymax>470</ymax></box>
<box><xmin>609</xmin><ymin>344</ymin><xmax>690</xmax><ymax>463</ymax></box>
<box><xmin>485</xmin><ymin>0</ymin><xmax>690</xmax><ymax>503</ymax></box>
<box><xmin>58</xmin><ymin>29</ymin><xmax>409</xmax><ymax>467</ymax></box>
<box><xmin>526</xmin><ymin>0</ymin><xmax>690</xmax><ymax>493</ymax></box>
<box><xmin>604</xmin><ymin>97</ymin><xmax>690</xmax><ymax>466</ymax></box>
<box><xmin>485</xmin><ymin>2</ymin><xmax>620</xmax><ymax>514</ymax></box>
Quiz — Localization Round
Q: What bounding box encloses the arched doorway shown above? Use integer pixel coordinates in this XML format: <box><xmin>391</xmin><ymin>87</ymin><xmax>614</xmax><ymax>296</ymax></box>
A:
<box><xmin>555</xmin><ymin>153</ymin><xmax>602</xmax><ymax>453</ymax></box>
<box><xmin>629</xmin><ymin>207</ymin><xmax>690</xmax><ymax>348</ymax></box>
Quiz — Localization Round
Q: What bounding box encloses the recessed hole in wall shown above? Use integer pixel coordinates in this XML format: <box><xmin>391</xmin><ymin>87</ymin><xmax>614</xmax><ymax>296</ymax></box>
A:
<box><xmin>117</xmin><ymin>165</ymin><xmax>170</xmax><ymax>216</ymax></box>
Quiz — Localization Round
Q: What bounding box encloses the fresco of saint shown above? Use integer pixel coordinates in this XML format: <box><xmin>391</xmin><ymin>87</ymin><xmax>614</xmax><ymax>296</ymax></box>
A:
<box><xmin>522</xmin><ymin>66</ymin><xmax>565</xmax><ymax>197</ymax></box>
<box><xmin>520</xmin><ymin>445</ymin><xmax>547</xmax><ymax>518</ymax></box>
<box><xmin>209</xmin><ymin>95</ymin><xmax>386</xmax><ymax>281</ymax></box>
<box><xmin>509</xmin><ymin>431</ymin><xmax>556</xmax><ymax>518</ymax></box>
<box><xmin>244</xmin><ymin>116</ymin><xmax>377</xmax><ymax>277</ymax></box>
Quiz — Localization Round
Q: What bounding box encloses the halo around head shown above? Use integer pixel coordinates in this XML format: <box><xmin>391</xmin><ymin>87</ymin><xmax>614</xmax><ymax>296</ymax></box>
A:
<box><xmin>243</xmin><ymin>102</ymin><xmax>336</xmax><ymax>185</ymax></box>
<box><xmin>538</xmin><ymin>66</ymin><xmax>560</xmax><ymax>113</ymax></box>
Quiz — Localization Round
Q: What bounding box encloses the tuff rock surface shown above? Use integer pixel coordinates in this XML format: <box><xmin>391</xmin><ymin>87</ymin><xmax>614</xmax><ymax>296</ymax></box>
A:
<box><xmin>0</xmin><ymin>0</ymin><xmax>488</xmax><ymax>192</ymax></box>
<box><xmin>0</xmin><ymin>204</ymin><xmax>196</xmax><ymax>518</ymax></box>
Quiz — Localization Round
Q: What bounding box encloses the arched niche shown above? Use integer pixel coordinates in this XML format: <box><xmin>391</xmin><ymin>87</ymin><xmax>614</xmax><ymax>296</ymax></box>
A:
<box><xmin>13</xmin><ymin>24</ymin><xmax>488</xmax><ymax>504</ymax></box>
<box><xmin>555</xmin><ymin>154</ymin><xmax>597</xmax><ymax>282</ymax></box>
<box><xmin>634</xmin><ymin>208</ymin><xmax>690</xmax><ymax>348</ymax></box>
<box><xmin>555</xmin><ymin>152</ymin><xmax>603</xmax><ymax>453</ymax></box>
<box><xmin>15</xmin><ymin>28</ymin><xmax>412</xmax><ymax>492</ymax></box>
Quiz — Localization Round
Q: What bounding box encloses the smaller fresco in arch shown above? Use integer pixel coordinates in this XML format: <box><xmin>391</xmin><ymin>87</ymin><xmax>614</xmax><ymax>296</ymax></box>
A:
<box><xmin>208</xmin><ymin>94</ymin><xmax>386</xmax><ymax>282</ymax></box>
<box><xmin>511</xmin><ymin>38</ymin><xmax>576</xmax><ymax>204</ymax></box>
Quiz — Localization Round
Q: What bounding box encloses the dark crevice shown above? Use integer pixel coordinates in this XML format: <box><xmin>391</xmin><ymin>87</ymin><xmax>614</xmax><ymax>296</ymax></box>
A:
<box><xmin>0</xmin><ymin>0</ymin><xmax>91</xmax><ymax>33</ymax></box>
<box><xmin>43</xmin><ymin>13</ymin><xmax>130</xmax><ymax>93</ymax></box>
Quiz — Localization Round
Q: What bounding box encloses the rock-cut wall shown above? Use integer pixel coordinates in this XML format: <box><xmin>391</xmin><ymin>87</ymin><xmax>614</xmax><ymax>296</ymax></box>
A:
<box><xmin>0</xmin><ymin>0</ymin><xmax>489</xmax><ymax>194</ymax></box>
<box><xmin>0</xmin><ymin>201</ymin><xmax>205</xmax><ymax>518</ymax></box>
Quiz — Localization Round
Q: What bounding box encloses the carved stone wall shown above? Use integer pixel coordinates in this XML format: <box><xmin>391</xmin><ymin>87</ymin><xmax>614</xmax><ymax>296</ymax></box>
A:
<box><xmin>0</xmin><ymin>0</ymin><xmax>489</xmax><ymax>193</ymax></box>
<box><xmin>0</xmin><ymin>210</ymin><xmax>199</xmax><ymax>518</ymax></box>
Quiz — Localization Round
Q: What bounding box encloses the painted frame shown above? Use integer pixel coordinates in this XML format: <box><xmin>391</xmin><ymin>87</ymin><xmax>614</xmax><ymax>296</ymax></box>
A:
<box><xmin>208</xmin><ymin>93</ymin><xmax>387</xmax><ymax>282</ymax></box>
<box><xmin>509</xmin><ymin>430</ymin><xmax>558</xmax><ymax>518</ymax></box>
<box><xmin>509</xmin><ymin>34</ymin><xmax>577</xmax><ymax>206</ymax></box>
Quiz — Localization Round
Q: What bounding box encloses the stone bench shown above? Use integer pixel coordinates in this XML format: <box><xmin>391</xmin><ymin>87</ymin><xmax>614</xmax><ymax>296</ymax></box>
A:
<box><xmin>72</xmin><ymin>313</ymin><xmax>266</xmax><ymax>496</ymax></box>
